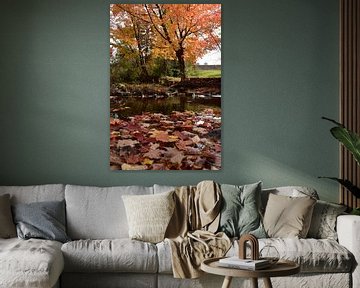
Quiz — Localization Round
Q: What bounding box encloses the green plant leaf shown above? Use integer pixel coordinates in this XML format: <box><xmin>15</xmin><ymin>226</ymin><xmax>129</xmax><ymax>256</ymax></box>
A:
<box><xmin>318</xmin><ymin>177</ymin><xmax>360</xmax><ymax>198</ymax></box>
<box><xmin>322</xmin><ymin>116</ymin><xmax>344</xmax><ymax>127</ymax></box>
<box><xmin>322</xmin><ymin>117</ymin><xmax>360</xmax><ymax>165</ymax></box>
<box><xmin>330</xmin><ymin>127</ymin><xmax>360</xmax><ymax>165</ymax></box>
<box><xmin>351</xmin><ymin>208</ymin><xmax>360</xmax><ymax>215</ymax></box>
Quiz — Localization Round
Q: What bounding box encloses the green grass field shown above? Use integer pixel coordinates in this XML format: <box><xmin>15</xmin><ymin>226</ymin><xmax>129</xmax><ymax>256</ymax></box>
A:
<box><xmin>187</xmin><ymin>69</ymin><xmax>221</xmax><ymax>78</ymax></box>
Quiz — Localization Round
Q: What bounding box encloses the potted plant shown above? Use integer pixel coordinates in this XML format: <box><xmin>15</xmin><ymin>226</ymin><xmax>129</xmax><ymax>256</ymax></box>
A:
<box><xmin>320</xmin><ymin>117</ymin><xmax>360</xmax><ymax>215</ymax></box>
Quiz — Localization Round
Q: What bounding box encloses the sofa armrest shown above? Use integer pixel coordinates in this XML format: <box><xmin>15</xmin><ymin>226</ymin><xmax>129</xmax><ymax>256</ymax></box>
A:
<box><xmin>337</xmin><ymin>215</ymin><xmax>360</xmax><ymax>288</ymax></box>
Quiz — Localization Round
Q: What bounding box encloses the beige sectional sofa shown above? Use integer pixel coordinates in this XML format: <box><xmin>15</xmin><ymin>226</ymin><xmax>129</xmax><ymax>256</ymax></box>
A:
<box><xmin>0</xmin><ymin>184</ymin><xmax>359</xmax><ymax>288</ymax></box>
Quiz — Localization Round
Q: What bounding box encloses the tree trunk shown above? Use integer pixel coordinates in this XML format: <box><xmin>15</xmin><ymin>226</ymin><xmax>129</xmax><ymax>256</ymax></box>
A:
<box><xmin>176</xmin><ymin>48</ymin><xmax>186</xmax><ymax>81</ymax></box>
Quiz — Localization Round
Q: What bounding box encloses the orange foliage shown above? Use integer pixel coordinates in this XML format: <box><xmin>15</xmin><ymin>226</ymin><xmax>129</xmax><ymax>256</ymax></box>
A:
<box><xmin>110</xmin><ymin>4</ymin><xmax>221</xmax><ymax>78</ymax></box>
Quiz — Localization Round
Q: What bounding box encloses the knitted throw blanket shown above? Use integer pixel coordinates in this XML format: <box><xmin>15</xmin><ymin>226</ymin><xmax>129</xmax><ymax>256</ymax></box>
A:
<box><xmin>165</xmin><ymin>180</ymin><xmax>231</xmax><ymax>278</ymax></box>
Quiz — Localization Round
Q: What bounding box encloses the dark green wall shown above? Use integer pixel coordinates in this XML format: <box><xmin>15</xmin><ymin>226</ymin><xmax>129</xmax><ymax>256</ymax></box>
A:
<box><xmin>0</xmin><ymin>0</ymin><xmax>340</xmax><ymax>202</ymax></box>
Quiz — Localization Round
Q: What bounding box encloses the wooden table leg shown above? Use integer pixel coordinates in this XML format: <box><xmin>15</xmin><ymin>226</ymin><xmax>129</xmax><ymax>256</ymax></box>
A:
<box><xmin>263</xmin><ymin>277</ymin><xmax>273</xmax><ymax>288</ymax></box>
<box><xmin>221</xmin><ymin>276</ymin><xmax>232</xmax><ymax>288</ymax></box>
<box><xmin>251</xmin><ymin>278</ymin><xmax>258</xmax><ymax>288</ymax></box>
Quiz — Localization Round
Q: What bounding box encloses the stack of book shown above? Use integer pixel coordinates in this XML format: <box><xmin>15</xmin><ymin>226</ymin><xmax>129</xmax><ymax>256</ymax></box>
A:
<box><xmin>218</xmin><ymin>257</ymin><xmax>271</xmax><ymax>270</ymax></box>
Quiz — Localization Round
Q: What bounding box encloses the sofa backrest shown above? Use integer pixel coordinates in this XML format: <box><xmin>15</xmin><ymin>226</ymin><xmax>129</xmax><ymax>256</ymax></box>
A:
<box><xmin>153</xmin><ymin>184</ymin><xmax>176</xmax><ymax>194</ymax></box>
<box><xmin>65</xmin><ymin>184</ymin><xmax>153</xmax><ymax>240</ymax></box>
<box><xmin>0</xmin><ymin>184</ymin><xmax>65</xmax><ymax>204</ymax></box>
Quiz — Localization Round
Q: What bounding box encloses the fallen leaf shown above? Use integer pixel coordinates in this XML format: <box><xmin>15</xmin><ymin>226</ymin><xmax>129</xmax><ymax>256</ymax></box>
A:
<box><xmin>110</xmin><ymin>131</ymin><xmax>121</xmax><ymax>139</ymax></box>
<box><xmin>176</xmin><ymin>140</ymin><xmax>194</xmax><ymax>151</ymax></box>
<box><xmin>110</xmin><ymin>154</ymin><xmax>123</xmax><ymax>165</ymax></box>
<box><xmin>142</xmin><ymin>158</ymin><xmax>154</xmax><ymax>165</ymax></box>
<box><xmin>110</xmin><ymin>118</ymin><xmax>121</xmax><ymax>126</ymax></box>
<box><xmin>143</xmin><ymin>149</ymin><xmax>162</xmax><ymax>159</ymax></box>
<box><xmin>117</xmin><ymin>139</ymin><xmax>139</xmax><ymax>148</ymax></box>
<box><xmin>149</xmin><ymin>143</ymin><xmax>160</xmax><ymax>150</ymax></box>
<box><xmin>192</xmin><ymin>127</ymin><xmax>209</xmax><ymax>135</ymax></box>
<box><xmin>150</xmin><ymin>130</ymin><xmax>178</xmax><ymax>142</ymax></box>
<box><xmin>124</xmin><ymin>154</ymin><xmax>141</xmax><ymax>164</ymax></box>
<box><xmin>163</xmin><ymin>147</ymin><xmax>181</xmax><ymax>157</ymax></box>
<box><xmin>151</xmin><ymin>163</ymin><xmax>166</xmax><ymax>170</ymax></box>
<box><xmin>173</xmin><ymin>131</ymin><xmax>188</xmax><ymax>140</ymax></box>
<box><xmin>170</xmin><ymin>152</ymin><xmax>185</xmax><ymax>164</ymax></box>
<box><xmin>121</xmin><ymin>164</ymin><xmax>147</xmax><ymax>170</ymax></box>
<box><xmin>191</xmin><ymin>135</ymin><xmax>201</xmax><ymax>144</ymax></box>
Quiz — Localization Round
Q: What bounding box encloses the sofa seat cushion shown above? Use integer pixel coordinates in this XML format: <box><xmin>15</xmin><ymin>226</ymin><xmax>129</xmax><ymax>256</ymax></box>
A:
<box><xmin>230</xmin><ymin>238</ymin><xmax>353</xmax><ymax>273</ymax></box>
<box><xmin>157</xmin><ymin>238</ymin><xmax>353</xmax><ymax>274</ymax></box>
<box><xmin>62</xmin><ymin>239</ymin><xmax>158</xmax><ymax>273</ymax></box>
<box><xmin>0</xmin><ymin>238</ymin><xmax>64</xmax><ymax>288</ymax></box>
<box><xmin>260</xmin><ymin>238</ymin><xmax>353</xmax><ymax>272</ymax></box>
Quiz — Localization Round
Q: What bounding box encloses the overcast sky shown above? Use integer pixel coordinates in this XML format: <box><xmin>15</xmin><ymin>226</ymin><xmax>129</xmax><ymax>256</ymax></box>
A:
<box><xmin>197</xmin><ymin>49</ymin><xmax>221</xmax><ymax>65</ymax></box>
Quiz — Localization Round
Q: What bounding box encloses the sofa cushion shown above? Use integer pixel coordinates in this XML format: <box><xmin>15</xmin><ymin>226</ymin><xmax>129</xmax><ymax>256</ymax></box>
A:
<box><xmin>0</xmin><ymin>238</ymin><xmax>64</xmax><ymax>288</ymax></box>
<box><xmin>153</xmin><ymin>184</ymin><xmax>176</xmax><ymax>194</ymax></box>
<box><xmin>122</xmin><ymin>191</ymin><xmax>175</xmax><ymax>243</ymax></box>
<box><xmin>261</xmin><ymin>186</ymin><xmax>319</xmax><ymax>213</ymax></box>
<box><xmin>218</xmin><ymin>182</ymin><xmax>266</xmax><ymax>238</ymax></box>
<box><xmin>156</xmin><ymin>240</ymin><xmax>173</xmax><ymax>274</ymax></box>
<box><xmin>158</xmin><ymin>237</ymin><xmax>353</xmax><ymax>274</ymax></box>
<box><xmin>307</xmin><ymin>200</ymin><xmax>347</xmax><ymax>240</ymax></box>
<box><xmin>12</xmin><ymin>200</ymin><xmax>70</xmax><ymax>243</ymax></box>
<box><xmin>232</xmin><ymin>238</ymin><xmax>353</xmax><ymax>273</ymax></box>
<box><xmin>61</xmin><ymin>239</ymin><xmax>158</xmax><ymax>273</ymax></box>
<box><xmin>65</xmin><ymin>185</ymin><xmax>153</xmax><ymax>239</ymax></box>
<box><xmin>261</xmin><ymin>238</ymin><xmax>353</xmax><ymax>273</ymax></box>
<box><xmin>263</xmin><ymin>194</ymin><xmax>316</xmax><ymax>238</ymax></box>
<box><xmin>0</xmin><ymin>194</ymin><xmax>16</xmax><ymax>238</ymax></box>
<box><xmin>0</xmin><ymin>184</ymin><xmax>65</xmax><ymax>204</ymax></box>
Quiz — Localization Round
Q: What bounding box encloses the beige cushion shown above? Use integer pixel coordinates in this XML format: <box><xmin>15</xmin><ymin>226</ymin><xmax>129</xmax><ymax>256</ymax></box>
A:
<box><xmin>263</xmin><ymin>193</ymin><xmax>316</xmax><ymax>238</ymax></box>
<box><xmin>261</xmin><ymin>186</ymin><xmax>319</xmax><ymax>213</ymax></box>
<box><xmin>122</xmin><ymin>191</ymin><xmax>175</xmax><ymax>243</ymax></box>
<box><xmin>0</xmin><ymin>194</ymin><xmax>16</xmax><ymax>238</ymax></box>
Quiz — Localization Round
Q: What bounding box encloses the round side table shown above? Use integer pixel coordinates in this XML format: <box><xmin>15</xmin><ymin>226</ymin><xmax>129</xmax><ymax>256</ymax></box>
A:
<box><xmin>201</xmin><ymin>257</ymin><xmax>300</xmax><ymax>288</ymax></box>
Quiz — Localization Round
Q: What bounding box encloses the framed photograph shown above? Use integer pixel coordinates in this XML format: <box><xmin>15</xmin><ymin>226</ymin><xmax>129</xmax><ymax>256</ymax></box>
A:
<box><xmin>110</xmin><ymin>4</ymin><xmax>221</xmax><ymax>170</ymax></box>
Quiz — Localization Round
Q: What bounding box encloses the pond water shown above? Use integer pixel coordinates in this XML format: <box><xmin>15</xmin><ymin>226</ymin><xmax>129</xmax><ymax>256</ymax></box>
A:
<box><xmin>110</xmin><ymin>95</ymin><xmax>221</xmax><ymax>119</ymax></box>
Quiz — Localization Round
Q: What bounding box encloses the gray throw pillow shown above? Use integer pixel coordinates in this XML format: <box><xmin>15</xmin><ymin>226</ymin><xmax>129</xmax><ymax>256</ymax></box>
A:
<box><xmin>12</xmin><ymin>200</ymin><xmax>70</xmax><ymax>243</ymax></box>
<box><xmin>307</xmin><ymin>200</ymin><xmax>347</xmax><ymax>240</ymax></box>
<box><xmin>0</xmin><ymin>194</ymin><xmax>17</xmax><ymax>238</ymax></box>
<box><xmin>218</xmin><ymin>182</ymin><xmax>266</xmax><ymax>238</ymax></box>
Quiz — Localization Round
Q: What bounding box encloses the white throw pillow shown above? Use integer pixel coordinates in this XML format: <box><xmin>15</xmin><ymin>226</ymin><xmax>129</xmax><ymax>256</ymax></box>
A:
<box><xmin>122</xmin><ymin>191</ymin><xmax>175</xmax><ymax>243</ymax></box>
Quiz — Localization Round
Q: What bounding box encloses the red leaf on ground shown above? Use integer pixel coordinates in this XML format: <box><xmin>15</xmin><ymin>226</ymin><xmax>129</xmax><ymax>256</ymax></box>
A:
<box><xmin>124</xmin><ymin>154</ymin><xmax>141</xmax><ymax>164</ymax></box>
<box><xmin>143</xmin><ymin>149</ymin><xmax>162</xmax><ymax>159</ymax></box>
<box><xmin>150</xmin><ymin>130</ymin><xmax>178</xmax><ymax>142</ymax></box>
<box><xmin>176</xmin><ymin>140</ymin><xmax>194</xmax><ymax>151</ymax></box>
<box><xmin>173</xmin><ymin>131</ymin><xmax>188</xmax><ymax>140</ymax></box>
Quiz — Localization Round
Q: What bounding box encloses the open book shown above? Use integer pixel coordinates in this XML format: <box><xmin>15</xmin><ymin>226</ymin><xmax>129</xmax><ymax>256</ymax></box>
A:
<box><xmin>218</xmin><ymin>257</ymin><xmax>271</xmax><ymax>270</ymax></box>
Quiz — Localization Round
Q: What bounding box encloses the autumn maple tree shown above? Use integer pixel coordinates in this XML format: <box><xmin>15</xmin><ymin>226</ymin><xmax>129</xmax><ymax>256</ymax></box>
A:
<box><xmin>110</xmin><ymin>4</ymin><xmax>221</xmax><ymax>81</ymax></box>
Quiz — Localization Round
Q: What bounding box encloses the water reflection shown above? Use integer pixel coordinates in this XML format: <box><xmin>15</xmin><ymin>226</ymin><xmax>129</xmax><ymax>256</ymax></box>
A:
<box><xmin>110</xmin><ymin>95</ymin><xmax>221</xmax><ymax>119</ymax></box>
